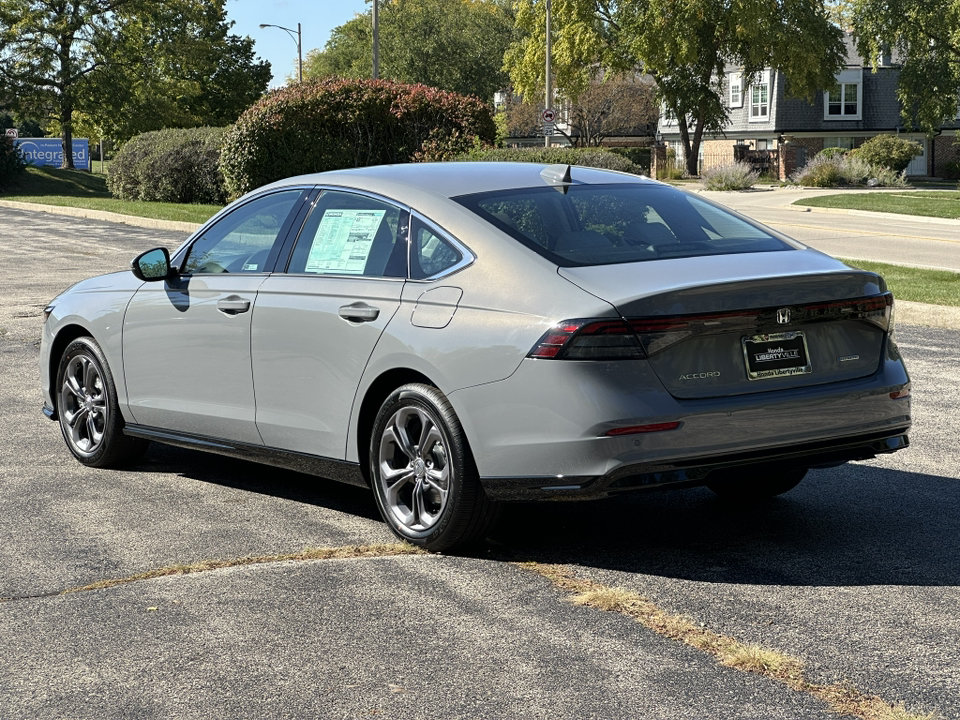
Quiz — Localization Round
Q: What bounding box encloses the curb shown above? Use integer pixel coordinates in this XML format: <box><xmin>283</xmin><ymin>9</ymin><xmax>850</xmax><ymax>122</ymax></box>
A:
<box><xmin>0</xmin><ymin>199</ymin><xmax>202</xmax><ymax>233</ymax></box>
<box><xmin>786</xmin><ymin>203</ymin><xmax>960</xmax><ymax>227</ymax></box>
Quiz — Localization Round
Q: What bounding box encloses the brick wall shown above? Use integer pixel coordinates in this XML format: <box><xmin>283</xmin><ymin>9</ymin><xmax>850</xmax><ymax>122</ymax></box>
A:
<box><xmin>792</xmin><ymin>137</ymin><xmax>824</xmax><ymax>158</ymax></box>
<box><xmin>934</xmin><ymin>134</ymin><xmax>960</xmax><ymax>177</ymax></box>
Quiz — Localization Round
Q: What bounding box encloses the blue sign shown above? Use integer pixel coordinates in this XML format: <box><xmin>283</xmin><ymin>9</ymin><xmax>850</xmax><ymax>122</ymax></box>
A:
<box><xmin>15</xmin><ymin>138</ymin><xmax>90</xmax><ymax>170</ymax></box>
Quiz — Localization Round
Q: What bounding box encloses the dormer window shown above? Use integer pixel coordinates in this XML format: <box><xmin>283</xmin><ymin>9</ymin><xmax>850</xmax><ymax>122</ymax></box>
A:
<box><xmin>749</xmin><ymin>70</ymin><xmax>770</xmax><ymax>122</ymax></box>
<box><xmin>824</xmin><ymin>69</ymin><xmax>862</xmax><ymax>120</ymax></box>
<box><xmin>729</xmin><ymin>72</ymin><xmax>743</xmax><ymax>108</ymax></box>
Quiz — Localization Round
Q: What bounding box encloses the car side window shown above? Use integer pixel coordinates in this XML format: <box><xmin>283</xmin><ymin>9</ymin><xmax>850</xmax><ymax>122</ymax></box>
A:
<box><xmin>287</xmin><ymin>190</ymin><xmax>407</xmax><ymax>278</ymax></box>
<box><xmin>183</xmin><ymin>190</ymin><xmax>302</xmax><ymax>274</ymax></box>
<box><xmin>410</xmin><ymin>217</ymin><xmax>462</xmax><ymax>280</ymax></box>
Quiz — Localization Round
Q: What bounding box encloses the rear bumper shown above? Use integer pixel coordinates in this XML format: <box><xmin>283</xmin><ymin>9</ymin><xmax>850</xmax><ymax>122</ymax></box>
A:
<box><xmin>481</xmin><ymin>428</ymin><xmax>909</xmax><ymax>501</ymax></box>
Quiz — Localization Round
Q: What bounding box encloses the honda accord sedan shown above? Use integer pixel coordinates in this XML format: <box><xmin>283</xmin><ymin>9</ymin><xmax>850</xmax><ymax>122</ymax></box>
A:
<box><xmin>40</xmin><ymin>162</ymin><xmax>911</xmax><ymax>551</ymax></box>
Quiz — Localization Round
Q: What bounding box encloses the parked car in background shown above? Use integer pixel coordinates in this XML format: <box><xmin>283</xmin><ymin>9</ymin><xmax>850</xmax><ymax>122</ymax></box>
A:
<box><xmin>40</xmin><ymin>163</ymin><xmax>911</xmax><ymax>551</ymax></box>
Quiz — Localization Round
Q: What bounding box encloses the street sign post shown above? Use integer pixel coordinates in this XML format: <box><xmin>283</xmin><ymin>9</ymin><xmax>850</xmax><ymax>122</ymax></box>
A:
<box><xmin>541</xmin><ymin>108</ymin><xmax>556</xmax><ymax>124</ymax></box>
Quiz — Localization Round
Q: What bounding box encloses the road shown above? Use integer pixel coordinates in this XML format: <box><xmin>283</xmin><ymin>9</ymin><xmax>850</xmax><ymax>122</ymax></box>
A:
<box><xmin>0</xmin><ymin>205</ymin><xmax>958</xmax><ymax>719</ymax></box>
<box><xmin>699</xmin><ymin>186</ymin><xmax>960</xmax><ymax>272</ymax></box>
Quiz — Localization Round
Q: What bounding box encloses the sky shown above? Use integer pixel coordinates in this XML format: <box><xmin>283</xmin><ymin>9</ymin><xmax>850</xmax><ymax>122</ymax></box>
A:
<box><xmin>226</xmin><ymin>0</ymin><xmax>370</xmax><ymax>86</ymax></box>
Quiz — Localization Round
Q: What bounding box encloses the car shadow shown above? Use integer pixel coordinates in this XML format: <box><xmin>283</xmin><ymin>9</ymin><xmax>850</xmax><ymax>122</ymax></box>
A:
<box><xmin>130</xmin><ymin>445</ymin><xmax>959</xmax><ymax>588</ymax></box>
<box><xmin>133</xmin><ymin>443</ymin><xmax>382</xmax><ymax>522</ymax></box>
<box><xmin>485</xmin><ymin>463</ymin><xmax>960</xmax><ymax>588</ymax></box>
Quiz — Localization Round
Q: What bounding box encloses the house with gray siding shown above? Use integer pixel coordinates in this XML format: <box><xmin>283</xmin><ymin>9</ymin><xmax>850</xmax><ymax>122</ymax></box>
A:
<box><xmin>658</xmin><ymin>34</ymin><xmax>960</xmax><ymax>178</ymax></box>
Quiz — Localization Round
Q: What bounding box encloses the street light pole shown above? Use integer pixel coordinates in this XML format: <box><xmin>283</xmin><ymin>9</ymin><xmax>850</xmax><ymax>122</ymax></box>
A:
<box><xmin>260</xmin><ymin>22</ymin><xmax>302</xmax><ymax>83</ymax></box>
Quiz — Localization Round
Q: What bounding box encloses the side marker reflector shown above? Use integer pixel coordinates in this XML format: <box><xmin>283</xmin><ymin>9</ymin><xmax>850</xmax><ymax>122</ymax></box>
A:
<box><xmin>605</xmin><ymin>421</ymin><xmax>681</xmax><ymax>437</ymax></box>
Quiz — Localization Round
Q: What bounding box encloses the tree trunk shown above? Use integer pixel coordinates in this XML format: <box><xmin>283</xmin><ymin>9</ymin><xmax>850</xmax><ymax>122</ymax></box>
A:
<box><xmin>60</xmin><ymin>105</ymin><xmax>75</xmax><ymax>170</ymax></box>
<box><xmin>58</xmin><ymin>36</ymin><xmax>75</xmax><ymax>170</ymax></box>
<box><xmin>686</xmin><ymin>119</ymin><xmax>704</xmax><ymax>177</ymax></box>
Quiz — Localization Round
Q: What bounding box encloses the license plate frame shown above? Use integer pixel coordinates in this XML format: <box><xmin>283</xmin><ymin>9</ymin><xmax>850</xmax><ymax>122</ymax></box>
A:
<box><xmin>742</xmin><ymin>331</ymin><xmax>812</xmax><ymax>381</ymax></box>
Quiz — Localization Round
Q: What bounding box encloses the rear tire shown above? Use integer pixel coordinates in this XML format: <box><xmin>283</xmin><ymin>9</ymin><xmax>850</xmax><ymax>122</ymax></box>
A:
<box><xmin>56</xmin><ymin>337</ymin><xmax>148</xmax><ymax>468</ymax></box>
<box><xmin>707</xmin><ymin>466</ymin><xmax>807</xmax><ymax>500</ymax></box>
<box><xmin>370</xmin><ymin>383</ymin><xmax>498</xmax><ymax>552</ymax></box>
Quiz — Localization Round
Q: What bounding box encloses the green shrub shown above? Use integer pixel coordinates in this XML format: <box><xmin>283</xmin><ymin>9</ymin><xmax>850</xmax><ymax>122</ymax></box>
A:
<box><xmin>219</xmin><ymin>78</ymin><xmax>497</xmax><ymax>198</ymax></box>
<box><xmin>817</xmin><ymin>146</ymin><xmax>849</xmax><ymax>160</ymax></box>
<box><xmin>790</xmin><ymin>152</ymin><xmax>908</xmax><ymax>187</ymax></box>
<box><xmin>941</xmin><ymin>159</ymin><xmax>960</xmax><ymax>181</ymax></box>
<box><xmin>456</xmin><ymin>146</ymin><xmax>642</xmax><ymax>174</ymax></box>
<box><xmin>607</xmin><ymin>146</ymin><xmax>651</xmax><ymax>174</ymax></box>
<box><xmin>851</xmin><ymin>134</ymin><xmax>922</xmax><ymax>173</ymax></box>
<box><xmin>870</xmin><ymin>165</ymin><xmax>909</xmax><ymax>187</ymax></box>
<box><xmin>107</xmin><ymin>127</ymin><xmax>227</xmax><ymax>204</ymax></box>
<box><xmin>700</xmin><ymin>161</ymin><xmax>759</xmax><ymax>190</ymax></box>
<box><xmin>0</xmin><ymin>135</ymin><xmax>26</xmax><ymax>189</ymax></box>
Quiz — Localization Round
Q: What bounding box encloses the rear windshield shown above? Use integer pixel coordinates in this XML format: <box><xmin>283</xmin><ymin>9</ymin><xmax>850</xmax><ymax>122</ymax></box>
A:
<box><xmin>453</xmin><ymin>183</ymin><xmax>793</xmax><ymax>267</ymax></box>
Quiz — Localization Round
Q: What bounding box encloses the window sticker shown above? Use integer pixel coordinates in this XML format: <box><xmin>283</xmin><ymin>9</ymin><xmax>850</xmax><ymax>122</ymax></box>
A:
<box><xmin>305</xmin><ymin>209</ymin><xmax>386</xmax><ymax>274</ymax></box>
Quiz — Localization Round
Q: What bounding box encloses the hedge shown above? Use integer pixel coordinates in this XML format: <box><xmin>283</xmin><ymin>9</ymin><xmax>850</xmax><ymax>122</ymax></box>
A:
<box><xmin>107</xmin><ymin>127</ymin><xmax>227</xmax><ymax>204</ymax></box>
<box><xmin>219</xmin><ymin>78</ymin><xmax>497</xmax><ymax>198</ymax></box>
<box><xmin>0</xmin><ymin>135</ymin><xmax>26</xmax><ymax>189</ymax></box>
<box><xmin>456</xmin><ymin>146</ymin><xmax>644</xmax><ymax>175</ymax></box>
<box><xmin>852</xmin><ymin>135</ymin><xmax>922</xmax><ymax>173</ymax></box>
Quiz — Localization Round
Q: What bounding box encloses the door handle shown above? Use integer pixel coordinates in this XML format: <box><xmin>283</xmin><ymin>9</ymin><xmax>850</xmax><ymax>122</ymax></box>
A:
<box><xmin>338</xmin><ymin>302</ymin><xmax>380</xmax><ymax>322</ymax></box>
<box><xmin>217</xmin><ymin>296</ymin><xmax>251</xmax><ymax>315</ymax></box>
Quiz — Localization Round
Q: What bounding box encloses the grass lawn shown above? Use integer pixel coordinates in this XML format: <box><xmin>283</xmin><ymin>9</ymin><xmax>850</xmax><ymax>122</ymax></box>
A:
<box><xmin>1</xmin><ymin>167</ymin><xmax>221</xmax><ymax>224</ymax></box>
<box><xmin>795</xmin><ymin>191</ymin><xmax>960</xmax><ymax>219</ymax></box>
<box><xmin>840</xmin><ymin>258</ymin><xmax>960</xmax><ymax>307</ymax></box>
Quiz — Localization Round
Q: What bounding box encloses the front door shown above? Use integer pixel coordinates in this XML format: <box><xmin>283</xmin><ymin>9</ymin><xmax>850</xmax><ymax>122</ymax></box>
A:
<box><xmin>122</xmin><ymin>188</ymin><xmax>306</xmax><ymax>444</ymax></box>
<box><xmin>906</xmin><ymin>136</ymin><xmax>928</xmax><ymax>176</ymax></box>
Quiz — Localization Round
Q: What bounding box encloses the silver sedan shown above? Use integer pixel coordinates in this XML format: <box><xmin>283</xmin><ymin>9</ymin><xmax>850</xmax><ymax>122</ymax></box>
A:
<box><xmin>40</xmin><ymin>163</ymin><xmax>911</xmax><ymax>551</ymax></box>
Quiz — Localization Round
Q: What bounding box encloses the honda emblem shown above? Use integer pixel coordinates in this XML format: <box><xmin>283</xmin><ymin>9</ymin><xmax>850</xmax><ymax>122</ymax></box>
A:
<box><xmin>776</xmin><ymin>308</ymin><xmax>791</xmax><ymax>325</ymax></box>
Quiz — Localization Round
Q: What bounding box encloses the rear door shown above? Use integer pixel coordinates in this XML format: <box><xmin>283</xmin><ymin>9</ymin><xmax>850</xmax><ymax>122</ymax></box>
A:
<box><xmin>251</xmin><ymin>189</ymin><xmax>408</xmax><ymax>458</ymax></box>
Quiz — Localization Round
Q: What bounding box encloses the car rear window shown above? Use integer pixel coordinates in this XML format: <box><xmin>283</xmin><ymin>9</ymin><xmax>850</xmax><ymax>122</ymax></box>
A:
<box><xmin>453</xmin><ymin>183</ymin><xmax>793</xmax><ymax>267</ymax></box>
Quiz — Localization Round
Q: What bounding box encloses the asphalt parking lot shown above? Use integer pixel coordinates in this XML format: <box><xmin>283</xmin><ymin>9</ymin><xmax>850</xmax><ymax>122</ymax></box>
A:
<box><xmin>1</xmin><ymin>206</ymin><xmax>958</xmax><ymax>719</ymax></box>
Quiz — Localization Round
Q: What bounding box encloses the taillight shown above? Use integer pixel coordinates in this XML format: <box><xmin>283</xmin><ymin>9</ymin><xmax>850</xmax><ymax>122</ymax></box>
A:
<box><xmin>528</xmin><ymin>319</ymin><xmax>646</xmax><ymax>360</ymax></box>
<box><xmin>805</xmin><ymin>294</ymin><xmax>893</xmax><ymax>332</ymax></box>
<box><xmin>629</xmin><ymin>294</ymin><xmax>895</xmax><ymax>357</ymax></box>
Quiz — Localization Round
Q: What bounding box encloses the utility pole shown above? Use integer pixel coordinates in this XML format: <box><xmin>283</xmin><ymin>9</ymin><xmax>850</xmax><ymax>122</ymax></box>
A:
<box><xmin>373</xmin><ymin>0</ymin><xmax>380</xmax><ymax>79</ymax></box>
<box><xmin>544</xmin><ymin>0</ymin><xmax>552</xmax><ymax>148</ymax></box>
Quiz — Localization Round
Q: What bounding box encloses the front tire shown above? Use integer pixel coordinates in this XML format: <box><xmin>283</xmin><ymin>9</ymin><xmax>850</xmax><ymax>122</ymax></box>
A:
<box><xmin>370</xmin><ymin>383</ymin><xmax>497</xmax><ymax>552</ymax></box>
<box><xmin>707</xmin><ymin>466</ymin><xmax>807</xmax><ymax>500</ymax></box>
<box><xmin>56</xmin><ymin>337</ymin><xmax>148</xmax><ymax>468</ymax></box>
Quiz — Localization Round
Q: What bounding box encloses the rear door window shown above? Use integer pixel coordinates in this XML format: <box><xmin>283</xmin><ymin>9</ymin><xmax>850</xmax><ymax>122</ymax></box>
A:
<box><xmin>287</xmin><ymin>190</ymin><xmax>407</xmax><ymax>277</ymax></box>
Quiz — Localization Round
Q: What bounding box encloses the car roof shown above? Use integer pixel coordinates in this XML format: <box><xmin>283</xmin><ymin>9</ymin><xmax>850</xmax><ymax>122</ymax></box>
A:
<box><xmin>265</xmin><ymin>162</ymin><xmax>659</xmax><ymax>202</ymax></box>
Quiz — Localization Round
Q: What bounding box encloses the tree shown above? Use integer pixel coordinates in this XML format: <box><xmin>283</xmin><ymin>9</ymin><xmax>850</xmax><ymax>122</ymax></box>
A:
<box><xmin>304</xmin><ymin>0</ymin><xmax>518</xmax><ymax>101</ymax></box>
<box><xmin>0</xmin><ymin>1</ymin><xmax>269</xmax><ymax>168</ymax></box>
<box><xmin>506</xmin><ymin>0</ymin><xmax>847</xmax><ymax>175</ymax></box>
<box><xmin>852</xmin><ymin>0</ymin><xmax>960</xmax><ymax>133</ymax></box>
<box><xmin>499</xmin><ymin>95</ymin><xmax>542</xmax><ymax>138</ymax></box>
<box><xmin>559</xmin><ymin>72</ymin><xmax>656</xmax><ymax>146</ymax></box>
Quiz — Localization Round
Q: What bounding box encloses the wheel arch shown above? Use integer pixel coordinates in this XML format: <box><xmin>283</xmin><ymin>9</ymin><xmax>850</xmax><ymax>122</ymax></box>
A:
<box><xmin>354</xmin><ymin>368</ymin><xmax>435</xmax><ymax>486</ymax></box>
<box><xmin>46</xmin><ymin>323</ymin><xmax>96</xmax><ymax>420</ymax></box>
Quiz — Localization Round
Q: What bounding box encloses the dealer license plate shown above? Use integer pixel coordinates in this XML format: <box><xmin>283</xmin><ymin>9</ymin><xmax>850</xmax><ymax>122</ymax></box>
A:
<box><xmin>742</xmin><ymin>331</ymin><xmax>812</xmax><ymax>380</ymax></box>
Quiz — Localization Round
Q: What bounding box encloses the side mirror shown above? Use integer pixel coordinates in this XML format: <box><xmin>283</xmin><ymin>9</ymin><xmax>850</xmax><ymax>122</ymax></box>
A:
<box><xmin>131</xmin><ymin>247</ymin><xmax>172</xmax><ymax>282</ymax></box>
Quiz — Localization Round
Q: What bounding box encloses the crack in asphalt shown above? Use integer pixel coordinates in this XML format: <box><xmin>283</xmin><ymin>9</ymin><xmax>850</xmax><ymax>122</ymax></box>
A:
<box><xmin>519</xmin><ymin>562</ymin><xmax>940</xmax><ymax>720</ymax></box>
<box><xmin>0</xmin><ymin>542</ymin><xmax>943</xmax><ymax>720</ymax></box>
<box><xmin>0</xmin><ymin>543</ymin><xmax>423</xmax><ymax>603</ymax></box>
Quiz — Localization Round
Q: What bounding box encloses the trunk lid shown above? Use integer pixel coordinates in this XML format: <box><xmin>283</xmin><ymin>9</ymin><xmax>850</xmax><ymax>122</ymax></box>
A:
<box><xmin>559</xmin><ymin>250</ymin><xmax>891</xmax><ymax>399</ymax></box>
